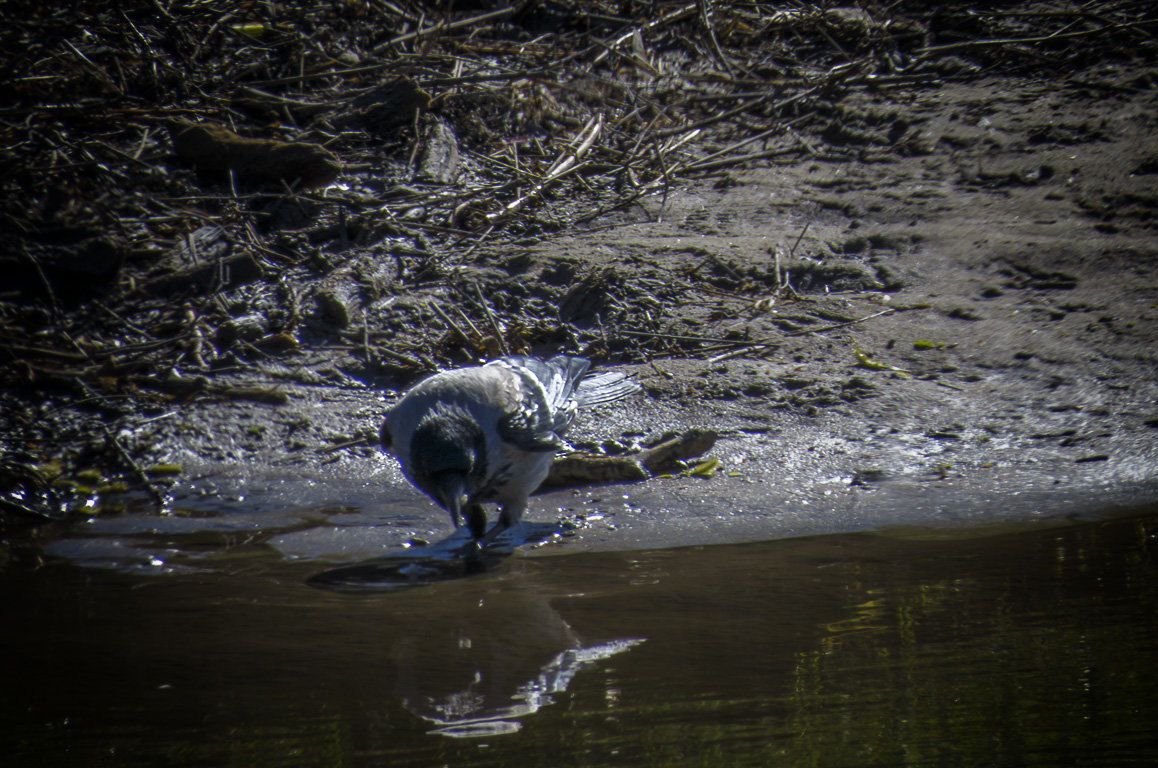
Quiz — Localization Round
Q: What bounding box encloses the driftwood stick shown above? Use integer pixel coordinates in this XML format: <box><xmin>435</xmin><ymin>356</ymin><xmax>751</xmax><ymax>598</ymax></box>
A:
<box><xmin>542</xmin><ymin>428</ymin><xmax>718</xmax><ymax>489</ymax></box>
<box><xmin>486</xmin><ymin>114</ymin><xmax>603</xmax><ymax>224</ymax></box>
<box><xmin>427</xmin><ymin>300</ymin><xmax>474</xmax><ymax>345</ymax></box>
<box><xmin>698</xmin><ymin>0</ymin><xmax>733</xmax><ymax>74</ymax></box>
<box><xmin>637</xmin><ymin>429</ymin><xmax>718</xmax><ymax>473</ymax></box>
<box><xmin>102</xmin><ymin>424</ymin><xmax>166</xmax><ymax>508</ymax></box>
<box><xmin>471</xmin><ymin>282</ymin><xmax>509</xmax><ymax>355</ymax></box>
<box><xmin>373</xmin><ymin>5</ymin><xmax>520</xmax><ymax>53</ymax></box>
<box><xmin>589</xmin><ymin>2</ymin><xmax>699</xmax><ymax>67</ymax></box>
<box><xmin>915</xmin><ymin>21</ymin><xmax>1152</xmax><ymax>58</ymax></box>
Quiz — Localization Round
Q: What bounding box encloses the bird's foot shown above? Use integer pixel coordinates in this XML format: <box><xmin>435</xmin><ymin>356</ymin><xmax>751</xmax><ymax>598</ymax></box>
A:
<box><xmin>480</xmin><ymin>521</ymin><xmax>515</xmax><ymax>548</ymax></box>
<box><xmin>461</xmin><ymin>537</ymin><xmax>486</xmax><ymax>562</ymax></box>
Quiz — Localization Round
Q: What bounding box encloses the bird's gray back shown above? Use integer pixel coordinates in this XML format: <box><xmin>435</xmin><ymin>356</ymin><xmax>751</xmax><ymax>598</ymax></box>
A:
<box><xmin>385</xmin><ymin>365</ymin><xmax>520</xmax><ymax>462</ymax></box>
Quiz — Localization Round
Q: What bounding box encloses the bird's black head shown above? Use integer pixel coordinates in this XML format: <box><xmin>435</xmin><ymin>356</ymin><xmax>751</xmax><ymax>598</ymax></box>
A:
<box><xmin>409</xmin><ymin>404</ymin><xmax>487</xmax><ymax>509</ymax></box>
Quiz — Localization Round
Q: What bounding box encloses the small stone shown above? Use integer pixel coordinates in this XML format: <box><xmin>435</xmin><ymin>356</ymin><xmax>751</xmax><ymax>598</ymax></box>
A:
<box><xmin>317</xmin><ymin>289</ymin><xmax>353</xmax><ymax>328</ymax></box>
<box><xmin>417</xmin><ymin>120</ymin><xmax>460</xmax><ymax>184</ymax></box>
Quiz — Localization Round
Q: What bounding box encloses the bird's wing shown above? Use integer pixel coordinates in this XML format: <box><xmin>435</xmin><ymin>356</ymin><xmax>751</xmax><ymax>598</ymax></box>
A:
<box><xmin>489</xmin><ymin>355</ymin><xmax>589</xmax><ymax>450</ymax></box>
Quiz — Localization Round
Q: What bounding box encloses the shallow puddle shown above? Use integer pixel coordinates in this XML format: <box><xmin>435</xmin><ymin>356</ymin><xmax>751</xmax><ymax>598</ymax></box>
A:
<box><xmin>3</xmin><ymin>509</ymin><xmax>1157</xmax><ymax>766</ymax></box>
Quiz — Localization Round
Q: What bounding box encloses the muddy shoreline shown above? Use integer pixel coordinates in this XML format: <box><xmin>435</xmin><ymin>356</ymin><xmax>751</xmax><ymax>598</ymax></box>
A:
<box><xmin>2</xmin><ymin>2</ymin><xmax>1156</xmax><ymax>563</ymax></box>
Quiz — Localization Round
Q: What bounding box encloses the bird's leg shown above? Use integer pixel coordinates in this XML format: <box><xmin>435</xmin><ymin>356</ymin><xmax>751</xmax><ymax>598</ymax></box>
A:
<box><xmin>465</xmin><ymin>502</ymin><xmax>488</xmax><ymax>541</ymax></box>
<box><xmin>497</xmin><ymin>501</ymin><xmax>525</xmax><ymax>530</ymax></box>
<box><xmin>481</xmin><ymin>501</ymin><xmax>525</xmax><ymax>545</ymax></box>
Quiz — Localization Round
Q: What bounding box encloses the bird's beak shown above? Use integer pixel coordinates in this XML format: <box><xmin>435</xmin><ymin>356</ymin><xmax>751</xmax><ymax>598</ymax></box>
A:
<box><xmin>437</xmin><ymin>473</ymin><xmax>468</xmax><ymax>528</ymax></box>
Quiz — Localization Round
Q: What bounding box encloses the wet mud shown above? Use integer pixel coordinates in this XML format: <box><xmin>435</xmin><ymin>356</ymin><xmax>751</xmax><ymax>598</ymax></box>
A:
<box><xmin>1</xmin><ymin>2</ymin><xmax>1156</xmax><ymax>565</ymax></box>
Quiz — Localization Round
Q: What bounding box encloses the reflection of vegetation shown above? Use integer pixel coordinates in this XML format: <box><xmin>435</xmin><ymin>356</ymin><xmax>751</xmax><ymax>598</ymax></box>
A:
<box><xmin>214</xmin><ymin>717</ymin><xmax>350</xmax><ymax>768</ymax></box>
<box><xmin>778</xmin><ymin>515</ymin><xmax>1158</xmax><ymax>768</ymax></box>
<box><xmin>549</xmin><ymin>515</ymin><xmax>1158</xmax><ymax>768</ymax></box>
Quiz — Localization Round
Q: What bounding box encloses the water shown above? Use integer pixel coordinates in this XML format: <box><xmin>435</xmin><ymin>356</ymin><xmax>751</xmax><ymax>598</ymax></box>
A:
<box><xmin>3</xmin><ymin>510</ymin><xmax>1157</xmax><ymax>767</ymax></box>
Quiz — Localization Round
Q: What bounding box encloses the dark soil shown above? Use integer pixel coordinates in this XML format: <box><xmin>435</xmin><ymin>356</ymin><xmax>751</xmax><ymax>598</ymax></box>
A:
<box><xmin>2</xmin><ymin>2</ymin><xmax>1156</xmax><ymax>555</ymax></box>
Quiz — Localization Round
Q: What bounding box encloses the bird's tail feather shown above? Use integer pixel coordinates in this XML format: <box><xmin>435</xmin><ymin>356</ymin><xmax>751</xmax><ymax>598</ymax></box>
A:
<box><xmin>491</xmin><ymin>354</ymin><xmax>639</xmax><ymax>407</ymax></box>
<box><xmin>575</xmin><ymin>370</ymin><xmax>641</xmax><ymax>406</ymax></box>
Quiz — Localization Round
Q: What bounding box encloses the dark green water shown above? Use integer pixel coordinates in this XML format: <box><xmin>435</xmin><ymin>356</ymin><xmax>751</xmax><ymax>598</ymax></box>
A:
<box><xmin>3</xmin><ymin>511</ymin><xmax>1157</xmax><ymax>767</ymax></box>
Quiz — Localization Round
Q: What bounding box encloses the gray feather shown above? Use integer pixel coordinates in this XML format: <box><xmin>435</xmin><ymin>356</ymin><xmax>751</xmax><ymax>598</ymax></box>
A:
<box><xmin>575</xmin><ymin>370</ymin><xmax>641</xmax><ymax>406</ymax></box>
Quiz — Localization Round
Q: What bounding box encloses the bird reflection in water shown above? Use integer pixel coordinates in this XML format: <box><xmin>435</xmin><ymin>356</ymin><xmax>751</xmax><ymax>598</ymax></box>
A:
<box><xmin>308</xmin><ymin>522</ymin><xmax>645</xmax><ymax>737</ymax></box>
<box><xmin>419</xmin><ymin>639</ymin><xmax>645</xmax><ymax>738</ymax></box>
